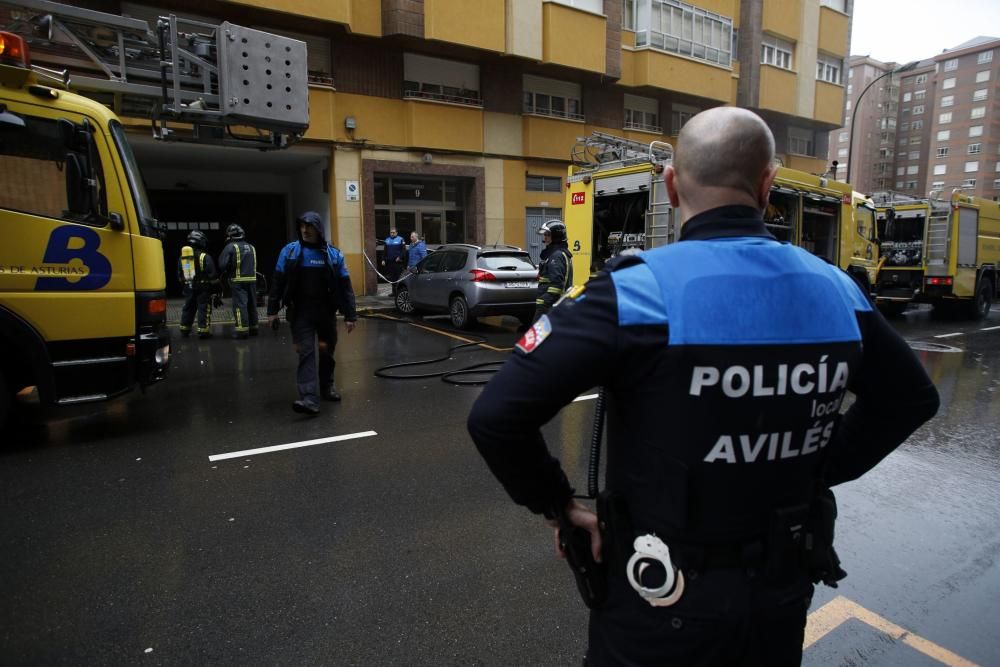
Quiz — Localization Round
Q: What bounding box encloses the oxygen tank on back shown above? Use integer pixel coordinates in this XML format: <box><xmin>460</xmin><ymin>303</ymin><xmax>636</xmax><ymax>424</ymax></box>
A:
<box><xmin>180</xmin><ymin>245</ymin><xmax>196</xmax><ymax>283</ymax></box>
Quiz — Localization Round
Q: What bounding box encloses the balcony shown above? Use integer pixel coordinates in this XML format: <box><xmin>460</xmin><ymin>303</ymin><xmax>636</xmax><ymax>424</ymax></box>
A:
<box><xmin>762</xmin><ymin>0</ymin><xmax>801</xmax><ymax>40</ymax></box>
<box><xmin>219</xmin><ymin>0</ymin><xmax>380</xmax><ymax>35</ymax></box>
<box><xmin>814</xmin><ymin>80</ymin><xmax>844</xmax><ymax>125</ymax></box>
<box><xmin>523</xmin><ymin>114</ymin><xmax>584</xmax><ymax>161</ymax></box>
<box><xmin>425</xmin><ymin>0</ymin><xmax>505</xmax><ymax>52</ymax></box>
<box><xmin>759</xmin><ymin>65</ymin><xmax>797</xmax><ymax>115</ymax></box>
<box><xmin>542</xmin><ymin>2</ymin><xmax>606</xmax><ymax>74</ymax></box>
<box><xmin>405</xmin><ymin>98</ymin><xmax>484</xmax><ymax>153</ymax></box>
<box><xmin>621</xmin><ymin>49</ymin><xmax>733</xmax><ymax>103</ymax></box>
<box><xmin>818</xmin><ymin>7</ymin><xmax>849</xmax><ymax>57</ymax></box>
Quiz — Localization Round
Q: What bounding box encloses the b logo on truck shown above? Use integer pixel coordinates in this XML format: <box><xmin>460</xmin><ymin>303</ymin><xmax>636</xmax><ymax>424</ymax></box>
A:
<box><xmin>35</xmin><ymin>226</ymin><xmax>112</xmax><ymax>291</ymax></box>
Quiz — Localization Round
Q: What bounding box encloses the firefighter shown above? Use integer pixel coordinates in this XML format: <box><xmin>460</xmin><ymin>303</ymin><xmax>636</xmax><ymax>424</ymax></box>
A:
<box><xmin>467</xmin><ymin>107</ymin><xmax>940</xmax><ymax>665</ymax></box>
<box><xmin>267</xmin><ymin>212</ymin><xmax>357</xmax><ymax>416</ymax></box>
<box><xmin>533</xmin><ymin>220</ymin><xmax>573</xmax><ymax>323</ymax></box>
<box><xmin>218</xmin><ymin>223</ymin><xmax>259</xmax><ymax>339</ymax></box>
<box><xmin>178</xmin><ymin>230</ymin><xmax>218</xmax><ymax>339</ymax></box>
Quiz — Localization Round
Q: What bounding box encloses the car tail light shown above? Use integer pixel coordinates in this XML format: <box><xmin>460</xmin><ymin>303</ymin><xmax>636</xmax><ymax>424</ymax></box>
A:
<box><xmin>147</xmin><ymin>298</ymin><xmax>167</xmax><ymax>315</ymax></box>
<box><xmin>470</xmin><ymin>269</ymin><xmax>496</xmax><ymax>282</ymax></box>
<box><xmin>926</xmin><ymin>276</ymin><xmax>953</xmax><ymax>286</ymax></box>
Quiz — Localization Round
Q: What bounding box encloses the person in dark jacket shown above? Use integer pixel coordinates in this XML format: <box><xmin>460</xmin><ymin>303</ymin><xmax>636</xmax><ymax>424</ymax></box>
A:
<box><xmin>267</xmin><ymin>212</ymin><xmax>358</xmax><ymax>416</ymax></box>
<box><xmin>532</xmin><ymin>219</ymin><xmax>573</xmax><ymax>323</ymax></box>
<box><xmin>467</xmin><ymin>107</ymin><xmax>940</xmax><ymax>666</ymax></box>
<box><xmin>381</xmin><ymin>228</ymin><xmax>405</xmax><ymax>292</ymax></box>
<box><xmin>177</xmin><ymin>229</ymin><xmax>218</xmax><ymax>339</ymax></box>
<box><xmin>406</xmin><ymin>231</ymin><xmax>427</xmax><ymax>270</ymax></box>
<box><xmin>218</xmin><ymin>223</ymin><xmax>259</xmax><ymax>339</ymax></box>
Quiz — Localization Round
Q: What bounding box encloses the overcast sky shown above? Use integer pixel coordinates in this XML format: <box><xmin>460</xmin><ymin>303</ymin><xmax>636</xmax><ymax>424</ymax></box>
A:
<box><xmin>850</xmin><ymin>0</ymin><xmax>1000</xmax><ymax>64</ymax></box>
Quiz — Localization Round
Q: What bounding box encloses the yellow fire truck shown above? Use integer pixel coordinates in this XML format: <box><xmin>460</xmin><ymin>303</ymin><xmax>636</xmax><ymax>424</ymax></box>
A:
<box><xmin>874</xmin><ymin>190</ymin><xmax>999</xmax><ymax>318</ymax></box>
<box><xmin>0</xmin><ymin>1</ymin><xmax>308</xmax><ymax>431</ymax></box>
<box><xmin>562</xmin><ymin>132</ymin><xmax>879</xmax><ymax>292</ymax></box>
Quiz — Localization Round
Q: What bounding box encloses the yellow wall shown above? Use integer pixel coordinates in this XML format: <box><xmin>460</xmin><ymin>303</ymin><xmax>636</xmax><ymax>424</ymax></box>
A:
<box><xmin>426</xmin><ymin>0</ymin><xmax>504</xmax><ymax>52</ymax></box>
<box><xmin>304</xmin><ymin>86</ymin><xmax>336</xmax><ymax>141</ymax></box>
<box><xmin>329</xmin><ymin>92</ymin><xmax>408</xmax><ymax>146</ymax></box>
<box><xmin>784</xmin><ymin>154</ymin><xmax>827</xmax><ymax>174</ymax></box>
<box><xmin>818</xmin><ymin>7</ymin><xmax>849</xmax><ymax>58</ymax></box>
<box><xmin>762</xmin><ymin>0</ymin><xmax>802</xmax><ymax>40</ymax></box>
<box><xmin>759</xmin><ymin>65</ymin><xmax>797</xmax><ymax>114</ymax></box>
<box><xmin>814</xmin><ymin>80</ymin><xmax>844</xmax><ymax>126</ymax></box>
<box><xmin>523</xmin><ymin>116</ymin><xmax>585</xmax><ymax>161</ymax></box>
<box><xmin>622</xmin><ymin>50</ymin><xmax>733</xmax><ymax>103</ymax></box>
<box><xmin>405</xmin><ymin>100</ymin><xmax>484</xmax><ymax>152</ymax></box>
<box><xmin>502</xmin><ymin>160</ymin><xmax>567</xmax><ymax>249</ymax></box>
<box><xmin>350</xmin><ymin>0</ymin><xmax>381</xmax><ymax>36</ymax></box>
<box><xmin>542</xmin><ymin>3</ymin><xmax>606</xmax><ymax>74</ymax></box>
<box><xmin>222</xmin><ymin>0</ymin><xmax>350</xmax><ymax>25</ymax></box>
<box><xmin>697</xmin><ymin>0</ymin><xmax>740</xmax><ymax>27</ymax></box>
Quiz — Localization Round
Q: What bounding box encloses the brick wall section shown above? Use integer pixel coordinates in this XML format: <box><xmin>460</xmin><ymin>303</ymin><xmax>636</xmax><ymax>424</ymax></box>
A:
<box><xmin>333</xmin><ymin>38</ymin><xmax>403</xmax><ymax>99</ymax></box>
<box><xmin>604</xmin><ymin>0</ymin><xmax>621</xmax><ymax>79</ymax></box>
<box><xmin>381</xmin><ymin>0</ymin><xmax>424</xmax><ymax>38</ymax></box>
<box><xmin>585</xmin><ymin>83</ymin><xmax>623</xmax><ymax>130</ymax></box>
<box><xmin>361</xmin><ymin>159</ymin><xmax>485</xmax><ymax>294</ymax></box>
<box><xmin>482</xmin><ymin>58</ymin><xmax>522</xmax><ymax>114</ymax></box>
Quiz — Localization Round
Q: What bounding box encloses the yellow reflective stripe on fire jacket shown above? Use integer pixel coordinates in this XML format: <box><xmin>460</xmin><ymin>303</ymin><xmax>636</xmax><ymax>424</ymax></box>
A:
<box><xmin>232</xmin><ymin>242</ymin><xmax>257</xmax><ymax>282</ymax></box>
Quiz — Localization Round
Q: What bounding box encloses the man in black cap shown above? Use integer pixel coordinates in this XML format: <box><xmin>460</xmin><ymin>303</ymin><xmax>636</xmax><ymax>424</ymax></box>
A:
<box><xmin>267</xmin><ymin>212</ymin><xmax>357</xmax><ymax>415</ymax></box>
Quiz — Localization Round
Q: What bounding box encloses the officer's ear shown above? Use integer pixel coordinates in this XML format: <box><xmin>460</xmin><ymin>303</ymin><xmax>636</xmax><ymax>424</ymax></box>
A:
<box><xmin>757</xmin><ymin>163</ymin><xmax>778</xmax><ymax>211</ymax></box>
<box><xmin>664</xmin><ymin>166</ymin><xmax>681</xmax><ymax>208</ymax></box>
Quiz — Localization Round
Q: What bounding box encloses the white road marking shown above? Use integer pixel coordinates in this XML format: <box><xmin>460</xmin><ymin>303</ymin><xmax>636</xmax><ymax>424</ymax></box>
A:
<box><xmin>573</xmin><ymin>394</ymin><xmax>599</xmax><ymax>402</ymax></box>
<box><xmin>934</xmin><ymin>332</ymin><xmax>965</xmax><ymax>338</ymax></box>
<box><xmin>209</xmin><ymin>431</ymin><xmax>378</xmax><ymax>462</ymax></box>
<box><xmin>980</xmin><ymin>325</ymin><xmax>1000</xmax><ymax>331</ymax></box>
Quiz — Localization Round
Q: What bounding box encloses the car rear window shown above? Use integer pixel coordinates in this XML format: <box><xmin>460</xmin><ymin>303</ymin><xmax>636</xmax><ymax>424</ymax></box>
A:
<box><xmin>478</xmin><ymin>253</ymin><xmax>536</xmax><ymax>271</ymax></box>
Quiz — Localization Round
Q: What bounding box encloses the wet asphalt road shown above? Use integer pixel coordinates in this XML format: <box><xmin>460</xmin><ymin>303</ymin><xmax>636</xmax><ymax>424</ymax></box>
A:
<box><xmin>1</xmin><ymin>305</ymin><xmax>999</xmax><ymax>666</ymax></box>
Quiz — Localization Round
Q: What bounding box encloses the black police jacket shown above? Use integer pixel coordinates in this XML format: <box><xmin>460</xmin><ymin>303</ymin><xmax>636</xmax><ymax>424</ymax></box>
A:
<box><xmin>468</xmin><ymin>206</ymin><xmax>939</xmax><ymax>547</ymax></box>
<box><xmin>267</xmin><ymin>240</ymin><xmax>358</xmax><ymax>321</ymax></box>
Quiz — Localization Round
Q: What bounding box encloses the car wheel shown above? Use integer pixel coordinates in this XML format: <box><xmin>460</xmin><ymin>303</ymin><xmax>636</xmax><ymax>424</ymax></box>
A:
<box><xmin>395</xmin><ymin>286</ymin><xmax>416</xmax><ymax>315</ymax></box>
<box><xmin>449</xmin><ymin>295</ymin><xmax>474</xmax><ymax>329</ymax></box>
<box><xmin>967</xmin><ymin>278</ymin><xmax>993</xmax><ymax>321</ymax></box>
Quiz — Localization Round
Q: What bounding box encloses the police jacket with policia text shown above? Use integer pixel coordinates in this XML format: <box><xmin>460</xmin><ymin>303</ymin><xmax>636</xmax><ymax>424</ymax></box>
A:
<box><xmin>267</xmin><ymin>230</ymin><xmax>358</xmax><ymax>321</ymax></box>
<box><xmin>176</xmin><ymin>250</ymin><xmax>217</xmax><ymax>289</ymax></box>
<box><xmin>219</xmin><ymin>240</ymin><xmax>257</xmax><ymax>284</ymax></box>
<box><xmin>468</xmin><ymin>205</ymin><xmax>939</xmax><ymax>562</ymax></box>
<box><xmin>536</xmin><ymin>241</ymin><xmax>573</xmax><ymax>309</ymax></box>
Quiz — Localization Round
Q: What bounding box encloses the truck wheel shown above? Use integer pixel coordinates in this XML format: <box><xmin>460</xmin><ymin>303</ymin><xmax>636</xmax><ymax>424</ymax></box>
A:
<box><xmin>967</xmin><ymin>278</ymin><xmax>993</xmax><ymax>320</ymax></box>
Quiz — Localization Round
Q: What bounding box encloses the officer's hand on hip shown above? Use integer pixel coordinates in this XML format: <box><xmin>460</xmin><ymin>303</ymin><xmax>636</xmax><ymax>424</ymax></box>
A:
<box><xmin>548</xmin><ymin>499</ymin><xmax>603</xmax><ymax>564</ymax></box>
<box><xmin>345</xmin><ymin>320</ymin><xmax>356</xmax><ymax>334</ymax></box>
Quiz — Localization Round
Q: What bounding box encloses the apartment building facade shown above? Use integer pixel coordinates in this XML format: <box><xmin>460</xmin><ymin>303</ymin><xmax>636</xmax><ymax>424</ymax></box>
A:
<box><xmin>11</xmin><ymin>0</ymin><xmax>852</xmax><ymax>295</ymax></box>
<box><xmin>829</xmin><ymin>36</ymin><xmax>1000</xmax><ymax>202</ymax></box>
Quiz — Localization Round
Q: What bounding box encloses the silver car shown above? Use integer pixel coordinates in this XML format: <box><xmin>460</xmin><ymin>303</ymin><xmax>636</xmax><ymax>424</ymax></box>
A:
<box><xmin>394</xmin><ymin>244</ymin><xmax>538</xmax><ymax>328</ymax></box>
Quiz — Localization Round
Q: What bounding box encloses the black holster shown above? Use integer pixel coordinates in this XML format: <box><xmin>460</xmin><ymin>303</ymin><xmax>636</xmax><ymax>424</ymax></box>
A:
<box><xmin>555</xmin><ymin>503</ymin><xmax>607</xmax><ymax>610</ymax></box>
<box><xmin>765</xmin><ymin>488</ymin><xmax>846</xmax><ymax>587</ymax></box>
<box><xmin>804</xmin><ymin>488</ymin><xmax>847</xmax><ymax>587</ymax></box>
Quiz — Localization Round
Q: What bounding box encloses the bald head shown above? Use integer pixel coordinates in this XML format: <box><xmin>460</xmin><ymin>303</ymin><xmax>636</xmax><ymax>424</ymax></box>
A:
<box><xmin>666</xmin><ymin>107</ymin><xmax>777</xmax><ymax>220</ymax></box>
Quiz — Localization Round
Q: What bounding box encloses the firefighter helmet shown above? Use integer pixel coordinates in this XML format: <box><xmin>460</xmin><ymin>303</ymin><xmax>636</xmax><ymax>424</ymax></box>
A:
<box><xmin>186</xmin><ymin>230</ymin><xmax>207</xmax><ymax>249</ymax></box>
<box><xmin>538</xmin><ymin>220</ymin><xmax>567</xmax><ymax>243</ymax></box>
<box><xmin>226</xmin><ymin>223</ymin><xmax>245</xmax><ymax>240</ymax></box>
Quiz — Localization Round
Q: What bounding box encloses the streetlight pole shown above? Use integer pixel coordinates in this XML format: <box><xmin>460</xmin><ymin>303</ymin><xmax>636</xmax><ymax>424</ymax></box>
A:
<box><xmin>845</xmin><ymin>61</ymin><xmax>918</xmax><ymax>186</ymax></box>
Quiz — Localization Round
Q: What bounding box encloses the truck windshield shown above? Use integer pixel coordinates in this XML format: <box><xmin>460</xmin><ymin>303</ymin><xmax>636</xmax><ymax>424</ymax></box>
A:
<box><xmin>109</xmin><ymin>120</ymin><xmax>158</xmax><ymax>238</ymax></box>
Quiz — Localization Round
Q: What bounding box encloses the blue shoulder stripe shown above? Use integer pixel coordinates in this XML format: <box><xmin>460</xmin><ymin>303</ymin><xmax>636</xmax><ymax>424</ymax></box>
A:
<box><xmin>611</xmin><ymin>262</ymin><xmax>668</xmax><ymax>326</ymax></box>
<box><xmin>275</xmin><ymin>241</ymin><xmax>300</xmax><ymax>272</ymax></box>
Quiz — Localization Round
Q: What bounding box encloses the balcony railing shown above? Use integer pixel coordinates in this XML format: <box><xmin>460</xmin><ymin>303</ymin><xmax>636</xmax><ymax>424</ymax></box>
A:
<box><xmin>624</xmin><ymin>120</ymin><xmax>663</xmax><ymax>134</ymax></box>
<box><xmin>403</xmin><ymin>88</ymin><xmax>482</xmax><ymax>108</ymax></box>
<box><xmin>523</xmin><ymin>105</ymin><xmax>584</xmax><ymax>121</ymax></box>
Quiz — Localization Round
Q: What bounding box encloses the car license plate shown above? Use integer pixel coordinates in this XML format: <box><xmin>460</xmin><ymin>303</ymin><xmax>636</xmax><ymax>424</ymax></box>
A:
<box><xmin>505</xmin><ymin>281</ymin><xmax>531</xmax><ymax>288</ymax></box>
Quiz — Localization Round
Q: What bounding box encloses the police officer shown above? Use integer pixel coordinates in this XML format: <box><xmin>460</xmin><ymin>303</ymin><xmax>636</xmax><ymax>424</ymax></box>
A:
<box><xmin>467</xmin><ymin>107</ymin><xmax>940</xmax><ymax>665</ymax></box>
<box><xmin>267</xmin><ymin>211</ymin><xmax>357</xmax><ymax>416</ymax></box>
<box><xmin>218</xmin><ymin>223</ymin><xmax>259</xmax><ymax>339</ymax></box>
<box><xmin>381</xmin><ymin>227</ymin><xmax>405</xmax><ymax>292</ymax></box>
<box><xmin>177</xmin><ymin>230</ymin><xmax>218</xmax><ymax>339</ymax></box>
<box><xmin>533</xmin><ymin>220</ymin><xmax>573</xmax><ymax>323</ymax></box>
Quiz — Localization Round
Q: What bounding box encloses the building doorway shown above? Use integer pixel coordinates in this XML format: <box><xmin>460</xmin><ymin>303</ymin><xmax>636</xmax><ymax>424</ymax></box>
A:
<box><xmin>373</xmin><ymin>175</ymin><xmax>467</xmax><ymax>271</ymax></box>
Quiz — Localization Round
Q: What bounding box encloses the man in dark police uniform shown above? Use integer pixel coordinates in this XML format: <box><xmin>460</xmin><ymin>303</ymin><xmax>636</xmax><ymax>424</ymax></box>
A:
<box><xmin>467</xmin><ymin>107</ymin><xmax>940</xmax><ymax>666</ymax></box>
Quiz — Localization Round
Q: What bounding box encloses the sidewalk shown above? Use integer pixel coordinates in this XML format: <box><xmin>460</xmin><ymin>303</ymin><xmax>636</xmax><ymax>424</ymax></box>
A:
<box><xmin>166</xmin><ymin>284</ymin><xmax>397</xmax><ymax>324</ymax></box>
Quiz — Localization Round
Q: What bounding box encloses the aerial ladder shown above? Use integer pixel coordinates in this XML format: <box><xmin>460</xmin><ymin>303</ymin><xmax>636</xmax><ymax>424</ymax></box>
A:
<box><xmin>0</xmin><ymin>0</ymin><xmax>309</xmax><ymax>149</ymax></box>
